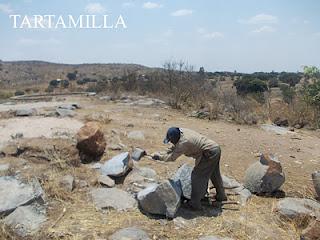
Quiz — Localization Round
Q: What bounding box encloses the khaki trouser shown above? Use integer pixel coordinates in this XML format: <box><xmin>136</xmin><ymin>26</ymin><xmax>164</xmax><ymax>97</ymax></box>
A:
<box><xmin>190</xmin><ymin>146</ymin><xmax>226</xmax><ymax>209</ymax></box>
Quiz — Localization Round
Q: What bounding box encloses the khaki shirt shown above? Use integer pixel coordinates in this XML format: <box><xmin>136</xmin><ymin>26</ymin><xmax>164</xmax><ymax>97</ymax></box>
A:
<box><xmin>159</xmin><ymin>128</ymin><xmax>219</xmax><ymax>165</ymax></box>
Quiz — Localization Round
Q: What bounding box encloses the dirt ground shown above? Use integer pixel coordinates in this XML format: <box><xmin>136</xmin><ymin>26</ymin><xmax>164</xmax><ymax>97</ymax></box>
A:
<box><xmin>1</xmin><ymin>95</ymin><xmax>319</xmax><ymax>240</ymax></box>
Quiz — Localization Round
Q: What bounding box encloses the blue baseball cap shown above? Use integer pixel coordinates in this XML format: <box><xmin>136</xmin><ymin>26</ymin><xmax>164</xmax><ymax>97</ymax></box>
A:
<box><xmin>163</xmin><ymin>127</ymin><xmax>181</xmax><ymax>144</ymax></box>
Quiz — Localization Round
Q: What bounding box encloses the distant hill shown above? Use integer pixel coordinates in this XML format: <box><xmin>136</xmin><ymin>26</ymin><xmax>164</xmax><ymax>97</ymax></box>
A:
<box><xmin>0</xmin><ymin>60</ymin><xmax>152</xmax><ymax>87</ymax></box>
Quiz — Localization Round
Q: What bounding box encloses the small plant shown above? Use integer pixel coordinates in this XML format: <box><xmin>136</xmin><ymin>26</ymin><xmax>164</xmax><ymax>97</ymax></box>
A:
<box><xmin>14</xmin><ymin>90</ymin><xmax>25</xmax><ymax>96</ymax></box>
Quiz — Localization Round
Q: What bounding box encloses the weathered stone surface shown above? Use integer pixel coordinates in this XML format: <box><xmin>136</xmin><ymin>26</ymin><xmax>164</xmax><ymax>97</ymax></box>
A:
<box><xmin>90</xmin><ymin>188</ymin><xmax>136</xmax><ymax>211</ymax></box>
<box><xmin>124</xmin><ymin>167</ymin><xmax>157</xmax><ymax>193</ymax></box>
<box><xmin>59</xmin><ymin>175</ymin><xmax>75</xmax><ymax>192</ymax></box>
<box><xmin>244</xmin><ymin>154</ymin><xmax>285</xmax><ymax>194</ymax></box>
<box><xmin>98</xmin><ymin>175</ymin><xmax>115</xmax><ymax>187</ymax></box>
<box><xmin>109</xmin><ymin>227</ymin><xmax>150</xmax><ymax>240</ymax></box>
<box><xmin>311</xmin><ymin>171</ymin><xmax>320</xmax><ymax>199</ymax></box>
<box><xmin>0</xmin><ymin>177</ymin><xmax>44</xmax><ymax>217</ymax></box>
<box><xmin>172</xmin><ymin>164</ymin><xmax>193</xmax><ymax>199</ymax></box>
<box><xmin>128</xmin><ymin>131</ymin><xmax>145</xmax><ymax>140</ymax></box>
<box><xmin>274</xmin><ymin>197</ymin><xmax>320</xmax><ymax>220</ymax></box>
<box><xmin>56</xmin><ymin>108</ymin><xmax>75</xmax><ymax>117</ymax></box>
<box><xmin>137</xmin><ymin>180</ymin><xmax>181</xmax><ymax>218</ymax></box>
<box><xmin>100</xmin><ymin>152</ymin><xmax>132</xmax><ymax>177</ymax></box>
<box><xmin>132</xmin><ymin>148</ymin><xmax>146</xmax><ymax>161</ymax></box>
<box><xmin>4</xmin><ymin>204</ymin><xmax>46</xmax><ymax>237</ymax></box>
<box><xmin>301</xmin><ymin>219</ymin><xmax>320</xmax><ymax>240</ymax></box>
<box><xmin>233</xmin><ymin>187</ymin><xmax>252</xmax><ymax>206</ymax></box>
<box><xmin>76</xmin><ymin>122</ymin><xmax>106</xmax><ymax>162</ymax></box>
<box><xmin>15</xmin><ymin>108</ymin><xmax>36</xmax><ymax>117</ymax></box>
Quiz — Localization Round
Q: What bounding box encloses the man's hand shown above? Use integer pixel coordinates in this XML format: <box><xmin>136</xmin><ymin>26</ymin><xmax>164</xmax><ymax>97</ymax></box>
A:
<box><xmin>151</xmin><ymin>152</ymin><xmax>161</xmax><ymax>160</ymax></box>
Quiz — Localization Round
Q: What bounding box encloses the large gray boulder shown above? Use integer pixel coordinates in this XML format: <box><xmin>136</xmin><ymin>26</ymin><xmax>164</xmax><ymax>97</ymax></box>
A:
<box><xmin>15</xmin><ymin>108</ymin><xmax>36</xmax><ymax>117</ymax></box>
<box><xmin>0</xmin><ymin>177</ymin><xmax>44</xmax><ymax>216</ymax></box>
<box><xmin>172</xmin><ymin>164</ymin><xmax>193</xmax><ymax>199</ymax></box>
<box><xmin>137</xmin><ymin>180</ymin><xmax>182</xmax><ymax>218</ymax></box>
<box><xmin>109</xmin><ymin>227</ymin><xmax>150</xmax><ymax>240</ymax></box>
<box><xmin>274</xmin><ymin>197</ymin><xmax>320</xmax><ymax>220</ymax></box>
<box><xmin>90</xmin><ymin>188</ymin><xmax>136</xmax><ymax>211</ymax></box>
<box><xmin>244</xmin><ymin>154</ymin><xmax>285</xmax><ymax>194</ymax></box>
<box><xmin>124</xmin><ymin>167</ymin><xmax>158</xmax><ymax>193</ymax></box>
<box><xmin>3</xmin><ymin>204</ymin><xmax>46</xmax><ymax>237</ymax></box>
<box><xmin>100</xmin><ymin>152</ymin><xmax>132</xmax><ymax>177</ymax></box>
<box><xmin>312</xmin><ymin>171</ymin><xmax>320</xmax><ymax>199</ymax></box>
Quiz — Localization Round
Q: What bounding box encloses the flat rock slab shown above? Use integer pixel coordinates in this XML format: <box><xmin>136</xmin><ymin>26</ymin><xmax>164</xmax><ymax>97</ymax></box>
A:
<box><xmin>15</xmin><ymin>108</ymin><xmax>37</xmax><ymax>117</ymax></box>
<box><xmin>127</xmin><ymin>131</ymin><xmax>145</xmax><ymax>140</ymax></box>
<box><xmin>172</xmin><ymin>164</ymin><xmax>193</xmax><ymax>199</ymax></box>
<box><xmin>4</xmin><ymin>204</ymin><xmax>46</xmax><ymax>237</ymax></box>
<box><xmin>0</xmin><ymin>177</ymin><xmax>44</xmax><ymax>216</ymax></box>
<box><xmin>137</xmin><ymin>180</ymin><xmax>181</xmax><ymax>218</ymax></box>
<box><xmin>100</xmin><ymin>152</ymin><xmax>131</xmax><ymax>177</ymax></box>
<box><xmin>109</xmin><ymin>227</ymin><xmax>150</xmax><ymax>240</ymax></box>
<box><xmin>274</xmin><ymin>197</ymin><xmax>320</xmax><ymax>220</ymax></box>
<box><xmin>90</xmin><ymin>188</ymin><xmax>136</xmax><ymax>211</ymax></box>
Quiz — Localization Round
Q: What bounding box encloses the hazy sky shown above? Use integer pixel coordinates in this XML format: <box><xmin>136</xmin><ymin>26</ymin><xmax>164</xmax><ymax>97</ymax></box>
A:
<box><xmin>0</xmin><ymin>0</ymin><xmax>319</xmax><ymax>72</ymax></box>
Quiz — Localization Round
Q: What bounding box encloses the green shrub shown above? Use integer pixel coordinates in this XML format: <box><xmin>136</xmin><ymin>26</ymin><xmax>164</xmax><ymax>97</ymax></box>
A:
<box><xmin>234</xmin><ymin>77</ymin><xmax>268</xmax><ymax>95</ymax></box>
<box><xmin>14</xmin><ymin>90</ymin><xmax>25</xmax><ymax>96</ymax></box>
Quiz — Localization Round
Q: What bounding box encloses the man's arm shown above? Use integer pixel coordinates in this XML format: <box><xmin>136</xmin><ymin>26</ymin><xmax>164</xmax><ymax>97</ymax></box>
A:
<box><xmin>153</xmin><ymin>145</ymin><xmax>184</xmax><ymax>162</ymax></box>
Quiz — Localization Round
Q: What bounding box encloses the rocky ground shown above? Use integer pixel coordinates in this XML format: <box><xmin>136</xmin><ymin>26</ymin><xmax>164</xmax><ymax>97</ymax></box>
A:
<box><xmin>0</xmin><ymin>94</ymin><xmax>319</xmax><ymax>240</ymax></box>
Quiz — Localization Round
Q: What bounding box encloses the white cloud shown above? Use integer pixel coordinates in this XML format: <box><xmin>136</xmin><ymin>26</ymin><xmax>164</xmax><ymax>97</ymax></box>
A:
<box><xmin>252</xmin><ymin>25</ymin><xmax>276</xmax><ymax>33</ymax></box>
<box><xmin>122</xmin><ymin>2</ymin><xmax>134</xmax><ymax>8</ymax></box>
<box><xmin>85</xmin><ymin>3</ymin><xmax>106</xmax><ymax>14</ymax></box>
<box><xmin>142</xmin><ymin>2</ymin><xmax>162</xmax><ymax>9</ymax></box>
<box><xmin>171</xmin><ymin>9</ymin><xmax>193</xmax><ymax>17</ymax></box>
<box><xmin>0</xmin><ymin>3</ymin><xmax>13</xmax><ymax>14</ymax></box>
<box><xmin>239</xmin><ymin>13</ymin><xmax>278</xmax><ymax>25</ymax></box>
<box><xmin>197</xmin><ymin>28</ymin><xmax>224</xmax><ymax>40</ymax></box>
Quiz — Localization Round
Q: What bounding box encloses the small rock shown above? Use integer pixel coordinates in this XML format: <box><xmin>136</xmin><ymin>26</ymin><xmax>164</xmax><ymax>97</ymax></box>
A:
<box><xmin>137</xmin><ymin>180</ymin><xmax>181</xmax><ymax>218</ymax></box>
<box><xmin>59</xmin><ymin>175</ymin><xmax>75</xmax><ymax>192</ymax></box>
<box><xmin>56</xmin><ymin>108</ymin><xmax>75</xmax><ymax>117</ymax></box>
<box><xmin>127</xmin><ymin>123</ymin><xmax>134</xmax><ymax>128</ymax></box>
<box><xmin>132</xmin><ymin>148</ymin><xmax>146</xmax><ymax>161</ymax></box>
<box><xmin>58</xmin><ymin>103</ymin><xmax>80</xmax><ymax>110</ymax></box>
<box><xmin>15</xmin><ymin>108</ymin><xmax>36</xmax><ymax>117</ymax></box>
<box><xmin>274</xmin><ymin>197</ymin><xmax>320</xmax><ymax>220</ymax></box>
<box><xmin>128</xmin><ymin>131</ymin><xmax>145</xmax><ymax>140</ymax></box>
<box><xmin>172</xmin><ymin>164</ymin><xmax>193</xmax><ymax>199</ymax></box>
<box><xmin>244</xmin><ymin>154</ymin><xmax>285</xmax><ymax>194</ymax></box>
<box><xmin>90</xmin><ymin>188</ymin><xmax>136</xmax><ymax>211</ymax></box>
<box><xmin>4</xmin><ymin>204</ymin><xmax>46</xmax><ymax>237</ymax></box>
<box><xmin>98</xmin><ymin>175</ymin><xmax>115</xmax><ymax>188</ymax></box>
<box><xmin>100</xmin><ymin>152</ymin><xmax>132</xmax><ymax>177</ymax></box>
<box><xmin>76</xmin><ymin>122</ymin><xmax>106</xmax><ymax>163</ymax></box>
<box><xmin>10</xmin><ymin>133</ymin><xmax>24</xmax><ymax>140</ymax></box>
<box><xmin>99</xmin><ymin>96</ymin><xmax>112</xmax><ymax>101</ymax></box>
<box><xmin>301</xmin><ymin>219</ymin><xmax>320</xmax><ymax>240</ymax></box>
<box><xmin>311</xmin><ymin>171</ymin><xmax>320</xmax><ymax>199</ymax></box>
<box><xmin>109</xmin><ymin>227</ymin><xmax>150</xmax><ymax>240</ymax></box>
<box><xmin>108</xmin><ymin>144</ymin><xmax>123</xmax><ymax>151</ymax></box>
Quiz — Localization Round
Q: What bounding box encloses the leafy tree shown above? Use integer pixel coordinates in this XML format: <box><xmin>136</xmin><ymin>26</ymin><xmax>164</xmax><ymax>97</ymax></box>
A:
<box><xmin>61</xmin><ymin>80</ymin><xmax>70</xmax><ymax>88</ymax></box>
<box><xmin>234</xmin><ymin>77</ymin><xmax>268</xmax><ymax>95</ymax></box>
<box><xmin>280</xmin><ymin>84</ymin><xmax>295</xmax><ymax>104</ymax></box>
<box><xmin>67</xmin><ymin>72</ymin><xmax>77</xmax><ymax>81</ymax></box>
<box><xmin>49</xmin><ymin>80</ymin><xmax>60</xmax><ymax>88</ymax></box>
